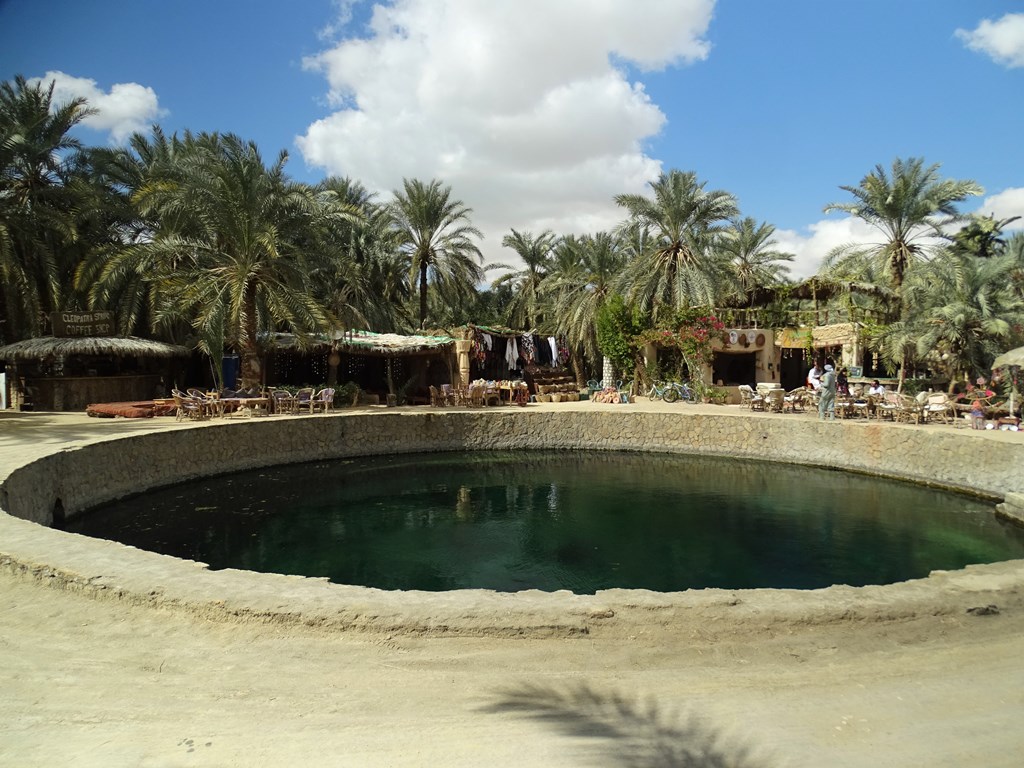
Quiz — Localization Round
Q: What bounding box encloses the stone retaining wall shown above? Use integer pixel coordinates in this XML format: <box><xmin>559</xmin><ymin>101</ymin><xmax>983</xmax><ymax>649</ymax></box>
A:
<box><xmin>4</xmin><ymin>410</ymin><xmax>1021</xmax><ymax>526</ymax></box>
<box><xmin>3</xmin><ymin>410</ymin><xmax>1023</xmax><ymax>637</ymax></box>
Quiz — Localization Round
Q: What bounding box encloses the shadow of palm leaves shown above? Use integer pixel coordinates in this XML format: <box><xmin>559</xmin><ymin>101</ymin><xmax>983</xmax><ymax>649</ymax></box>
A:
<box><xmin>481</xmin><ymin>681</ymin><xmax>773</xmax><ymax>768</ymax></box>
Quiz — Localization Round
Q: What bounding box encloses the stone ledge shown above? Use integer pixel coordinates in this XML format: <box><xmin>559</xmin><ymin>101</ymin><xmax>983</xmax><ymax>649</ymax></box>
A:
<box><xmin>2</xmin><ymin>408</ymin><xmax>1023</xmax><ymax>636</ymax></box>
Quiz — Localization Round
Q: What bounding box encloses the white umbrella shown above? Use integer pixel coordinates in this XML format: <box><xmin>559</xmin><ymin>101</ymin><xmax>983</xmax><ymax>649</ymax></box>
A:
<box><xmin>992</xmin><ymin>346</ymin><xmax>1024</xmax><ymax>416</ymax></box>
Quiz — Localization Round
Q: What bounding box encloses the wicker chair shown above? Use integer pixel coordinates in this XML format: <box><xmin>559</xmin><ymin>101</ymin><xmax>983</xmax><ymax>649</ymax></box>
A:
<box><xmin>311</xmin><ymin>388</ymin><xmax>335</xmax><ymax>413</ymax></box>
<box><xmin>429</xmin><ymin>385</ymin><xmax>445</xmax><ymax>407</ymax></box>
<box><xmin>896</xmin><ymin>394</ymin><xmax>925</xmax><ymax>424</ymax></box>
<box><xmin>765</xmin><ymin>388</ymin><xmax>785</xmax><ymax>413</ymax></box>
<box><xmin>270</xmin><ymin>388</ymin><xmax>297</xmax><ymax>415</ymax></box>
<box><xmin>783</xmin><ymin>388</ymin><xmax>806</xmax><ymax>413</ymax></box>
<box><xmin>172</xmin><ymin>391</ymin><xmax>205</xmax><ymax>421</ymax></box>
<box><xmin>923</xmin><ymin>392</ymin><xmax>953</xmax><ymax>424</ymax></box>
<box><xmin>294</xmin><ymin>387</ymin><xmax>315</xmax><ymax>413</ymax></box>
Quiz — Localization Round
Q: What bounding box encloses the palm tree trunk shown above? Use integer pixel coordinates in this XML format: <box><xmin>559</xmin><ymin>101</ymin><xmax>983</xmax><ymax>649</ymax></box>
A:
<box><xmin>419</xmin><ymin>262</ymin><xmax>429</xmax><ymax>329</ymax></box>
<box><xmin>239</xmin><ymin>291</ymin><xmax>262</xmax><ymax>389</ymax></box>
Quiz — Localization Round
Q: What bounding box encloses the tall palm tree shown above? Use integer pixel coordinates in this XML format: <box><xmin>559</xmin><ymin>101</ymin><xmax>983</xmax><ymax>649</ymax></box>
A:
<box><xmin>0</xmin><ymin>75</ymin><xmax>95</xmax><ymax>340</ymax></box>
<box><xmin>308</xmin><ymin>176</ymin><xmax>408</xmax><ymax>333</ymax></box>
<box><xmin>545</xmin><ymin>232</ymin><xmax>625</xmax><ymax>378</ymax></box>
<box><xmin>614</xmin><ymin>170</ymin><xmax>738</xmax><ymax>320</ymax></box>
<box><xmin>79</xmin><ymin>127</ymin><xmax>192</xmax><ymax>339</ymax></box>
<box><xmin>489</xmin><ymin>228</ymin><xmax>557</xmax><ymax>329</ymax></box>
<box><xmin>719</xmin><ymin>217</ymin><xmax>793</xmax><ymax>301</ymax></box>
<box><xmin>823</xmin><ymin>157</ymin><xmax>982</xmax><ymax>317</ymax></box>
<box><xmin>389</xmin><ymin>178</ymin><xmax>483</xmax><ymax>329</ymax></box>
<box><xmin>126</xmin><ymin>133</ymin><xmax>333</xmax><ymax>387</ymax></box>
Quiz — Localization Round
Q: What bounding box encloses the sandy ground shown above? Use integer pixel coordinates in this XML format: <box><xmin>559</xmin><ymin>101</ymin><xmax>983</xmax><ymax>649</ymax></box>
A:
<box><xmin>2</xmin><ymin>406</ymin><xmax>1024</xmax><ymax>767</ymax></box>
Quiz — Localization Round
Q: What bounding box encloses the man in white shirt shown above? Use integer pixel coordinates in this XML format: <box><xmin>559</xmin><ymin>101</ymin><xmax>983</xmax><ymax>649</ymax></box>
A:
<box><xmin>807</xmin><ymin>364</ymin><xmax>822</xmax><ymax>391</ymax></box>
<box><xmin>868</xmin><ymin>379</ymin><xmax>886</xmax><ymax>396</ymax></box>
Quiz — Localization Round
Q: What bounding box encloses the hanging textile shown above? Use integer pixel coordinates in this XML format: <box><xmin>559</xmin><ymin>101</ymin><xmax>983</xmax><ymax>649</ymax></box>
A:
<box><xmin>506</xmin><ymin>336</ymin><xmax>519</xmax><ymax>371</ymax></box>
<box><xmin>534</xmin><ymin>334</ymin><xmax>551</xmax><ymax>365</ymax></box>
<box><xmin>547</xmin><ymin>337</ymin><xmax>558</xmax><ymax>366</ymax></box>
<box><xmin>519</xmin><ymin>334</ymin><xmax>535</xmax><ymax>364</ymax></box>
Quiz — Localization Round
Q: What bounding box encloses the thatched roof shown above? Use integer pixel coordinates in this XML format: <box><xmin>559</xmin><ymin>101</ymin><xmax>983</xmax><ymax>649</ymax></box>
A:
<box><xmin>268</xmin><ymin>330</ymin><xmax>455</xmax><ymax>357</ymax></box>
<box><xmin>0</xmin><ymin>336</ymin><xmax>190</xmax><ymax>362</ymax></box>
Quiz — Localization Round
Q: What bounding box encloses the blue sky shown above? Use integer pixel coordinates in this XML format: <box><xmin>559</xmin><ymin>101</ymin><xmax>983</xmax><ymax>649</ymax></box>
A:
<box><xmin>1</xmin><ymin>0</ymin><xmax>1022</xmax><ymax>277</ymax></box>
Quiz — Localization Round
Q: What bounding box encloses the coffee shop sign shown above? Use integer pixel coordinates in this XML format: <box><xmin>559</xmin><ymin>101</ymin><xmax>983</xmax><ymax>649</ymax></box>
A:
<box><xmin>51</xmin><ymin>310</ymin><xmax>115</xmax><ymax>337</ymax></box>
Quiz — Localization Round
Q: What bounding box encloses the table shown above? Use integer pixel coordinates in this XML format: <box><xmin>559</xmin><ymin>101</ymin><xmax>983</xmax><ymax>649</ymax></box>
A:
<box><xmin>219</xmin><ymin>397</ymin><xmax>270</xmax><ymax>417</ymax></box>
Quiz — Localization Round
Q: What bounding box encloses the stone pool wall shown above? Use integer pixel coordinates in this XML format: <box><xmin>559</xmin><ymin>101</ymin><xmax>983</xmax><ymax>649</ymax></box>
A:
<box><xmin>4</xmin><ymin>410</ymin><xmax>1022</xmax><ymax>526</ymax></box>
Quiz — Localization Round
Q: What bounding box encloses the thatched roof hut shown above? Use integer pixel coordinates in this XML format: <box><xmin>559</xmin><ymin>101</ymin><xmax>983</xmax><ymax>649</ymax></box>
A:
<box><xmin>0</xmin><ymin>336</ymin><xmax>189</xmax><ymax>361</ymax></box>
<box><xmin>1</xmin><ymin>336</ymin><xmax>189</xmax><ymax>411</ymax></box>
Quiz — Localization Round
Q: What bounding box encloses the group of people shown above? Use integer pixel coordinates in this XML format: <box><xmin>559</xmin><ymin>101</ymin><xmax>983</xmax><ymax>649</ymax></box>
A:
<box><xmin>807</xmin><ymin>362</ymin><xmax>887</xmax><ymax>421</ymax></box>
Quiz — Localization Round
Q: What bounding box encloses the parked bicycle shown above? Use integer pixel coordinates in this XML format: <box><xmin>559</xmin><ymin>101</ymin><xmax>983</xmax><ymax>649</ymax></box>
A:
<box><xmin>647</xmin><ymin>380</ymin><xmax>697</xmax><ymax>403</ymax></box>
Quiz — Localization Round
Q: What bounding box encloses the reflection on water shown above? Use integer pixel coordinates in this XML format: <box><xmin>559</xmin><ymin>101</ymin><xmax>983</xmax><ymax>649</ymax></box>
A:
<box><xmin>67</xmin><ymin>451</ymin><xmax>1024</xmax><ymax>593</ymax></box>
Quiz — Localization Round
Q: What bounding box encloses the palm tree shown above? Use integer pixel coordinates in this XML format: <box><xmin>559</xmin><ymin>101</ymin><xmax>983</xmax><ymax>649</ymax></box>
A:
<box><xmin>489</xmin><ymin>228</ymin><xmax>557</xmax><ymax>329</ymax></box>
<box><xmin>614</xmin><ymin>170</ymin><xmax>738</xmax><ymax>320</ymax></box>
<box><xmin>125</xmin><ymin>132</ymin><xmax>333</xmax><ymax>387</ymax></box>
<box><xmin>823</xmin><ymin>157</ymin><xmax>982</xmax><ymax>317</ymax></box>
<box><xmin>0</xmin><ymin>75</ymin><xmax>96</xmax><ymax>340</ymax></box>
<box><xmin>79</xmin><ymin>127</ymin><xmax>192</xmax><ymax>339</ymax></box>
<box><xmin>719</xmin><ymin>217</ymin><xmax>793</xmax><ymax>302</ymax></box>
<box><xmin>1006</xmin><ymin>232</ymin><xmax>1024</xmax><ymax>299</ymax></box>
<box><xmin>909</xmin><ymin>250</ymin><xmax>1024</xmax><ymax>389</ymax></box>
<box><xmin>545</xmin><ymin>232</ymin><xmax>625</xmax><ymax>380</ymax></box>
<box><xmin>949</xmin><ymin>213</ymin><xmax>1020</xmax><ymax>259</ymax></box>
<box><xmin>309</xmin><ymin>176</ymin><xmax>409</xmax><ymax>333</ymax></box>
<box><xmin>388</xmin><ymin>178</ymin><xmax>483</xmax><ymax>329</ymax></box>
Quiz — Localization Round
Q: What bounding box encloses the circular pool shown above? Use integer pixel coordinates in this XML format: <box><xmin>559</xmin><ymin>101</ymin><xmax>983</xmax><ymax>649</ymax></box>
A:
<box><xmin>66</xmin><ymin>450</ymin><xmax>1024</xmax><ymax>593</ymax></box>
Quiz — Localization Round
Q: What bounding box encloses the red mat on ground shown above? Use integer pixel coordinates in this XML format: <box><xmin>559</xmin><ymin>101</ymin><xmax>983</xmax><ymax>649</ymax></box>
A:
<box><xmin>86</xmin><ymin>401</ymin><xmax>176</xmax><ymax>418</ymax></box>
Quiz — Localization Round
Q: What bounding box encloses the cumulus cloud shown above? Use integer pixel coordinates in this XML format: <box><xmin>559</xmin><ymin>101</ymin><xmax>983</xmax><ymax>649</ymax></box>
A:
<box><xmin>772</xmin><ymin>217</ymin><xmax>883</xmax><ymax>280</ymax></box>
<box><xmin>29</xmin><ymin>70</ymin><xmax>165</xmax><ymax>144</ymax></box>
<box><xmin>297</xmin><ymin>0</ymin><xmax>715</xmax><ymax>263</ymax></box>
<box><xmin>776</xmin><ymin>189</ymin><xmax>1024</xmax><ymax>280</ymax></box>
<box><xmin>974</xmin><ymin>187</ymin><xmax>1024</xmax><ymax>229</ymax></box>
<box><xmin>956</xmin><ymin>13</ymin><xmax>1024</xmax><ymax>68</ymax></box>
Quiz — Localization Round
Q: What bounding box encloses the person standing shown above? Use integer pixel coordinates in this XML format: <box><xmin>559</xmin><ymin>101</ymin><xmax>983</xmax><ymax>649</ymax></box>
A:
<box><xmin>818</xmin><ymin>364</ymin><xmax>837</xmax><ymax>420</ymax></box>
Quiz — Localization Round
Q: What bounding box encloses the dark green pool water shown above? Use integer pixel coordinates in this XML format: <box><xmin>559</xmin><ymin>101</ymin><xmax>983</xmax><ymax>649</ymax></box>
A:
<box><xmin>67</xmin><ymin>451</ymin><xmax>1024</xmax><ymax>593</ymax></box>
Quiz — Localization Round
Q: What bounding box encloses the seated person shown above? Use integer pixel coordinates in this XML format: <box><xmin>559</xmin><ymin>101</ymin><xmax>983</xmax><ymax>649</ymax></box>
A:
<box><xmin>868</xmin><ymin>379</ymin><xmax>886</xmax><ymax>396</ymax></box>
<box><xmin>806</xmin><ymin>364</ymin><xmax>822</xmax><ymax>391</ymax></box>
<box><xmin>836</xmin><ymin>367</ymin><xmax>850</xmax><ymax>396</ymax></box>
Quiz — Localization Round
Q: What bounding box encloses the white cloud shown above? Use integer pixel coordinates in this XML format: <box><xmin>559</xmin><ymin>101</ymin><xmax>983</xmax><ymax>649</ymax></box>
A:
<box><xmin>974</xmin><ymin>187</ymin><xmax>1024</xmax><ymax>229</ymax></box>
<box><xmin>29</xmin><ymin>70</ymin><xmax>165</xmax><ymax>144</ymax></box>
<box><xmin>776</xmin><ymin>190</ymin><xmax>1024</xmax><ymax>280</ymax></box>
<box><xmin>773</xmin><ymin>217</ymin><xmax>882</xmax><ymax>280</ymax></box>
<box><xmin>956</xmin><ymin>13</ymin><xmax>1024</xmax><ymax>68</ymax></box>
<box><xmin>297</xmin><ymin>0</ymin><xmax>715</xmax><ymax>264</ymax></box>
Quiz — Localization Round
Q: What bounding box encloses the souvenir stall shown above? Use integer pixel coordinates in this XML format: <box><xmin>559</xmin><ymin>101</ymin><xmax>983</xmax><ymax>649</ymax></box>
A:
<box><xmin>459</xmin><ymin>325</ymin><xmax>576</xmax><ymax>400</ymax></box>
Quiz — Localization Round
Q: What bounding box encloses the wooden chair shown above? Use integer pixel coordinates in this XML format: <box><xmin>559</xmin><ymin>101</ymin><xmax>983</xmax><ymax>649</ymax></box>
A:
<box><xmin>440</xmin><ymin>384</ymin><xmax>457</xmax><ymax>406</ymax></box>
<box><xmin>468</xmin><ymin>385</ymin><xmax>485</xmax><ymax>407</ymax></box>
<box><xmin>311</xmin><ymin>388</ymin><xmax>335</xmax><ymax>413</ymax></box>
<box><xmin>783</xmin><ymin>388</ymin><xmax>805</xmax><ymax>413</ymax></box>
<box><xmin>429</xmin><ymin>385</ymin><xmax>445</xmax><ymax>407</ymax></box>
<box><xmin>270</xmin><ymin>389</ymin><xmax>297</xmax><ymax>415</ymax></box>
<box><xmin>294</xmin><ymin>387</ymin><xmax>315</xmax><ymax>413</ymax></box>
<box><xmin>924</xmin><ymin>392</ymin><xmax>953</xmax><ymax>424</ymax></box>
<box><xmin>172</xmin><ymin>391</ymin><xmax>205</xmax><ymax>421</ymax></box>
<box><xmin>896</xmin><ymin>394</ymin><xmax>924</xmax><ymax>424</ymax></box>
<box><xmin>765</xmin><ymin>388</ymin><xmax>785</xmax><ymax>413</ymax></box>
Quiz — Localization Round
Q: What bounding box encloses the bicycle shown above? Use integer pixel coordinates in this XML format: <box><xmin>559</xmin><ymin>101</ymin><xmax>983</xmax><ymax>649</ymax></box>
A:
<box><xmin>647</xmin><ymin>380</ymin><xmax>699</xmax><ymax>403</ymax></box>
